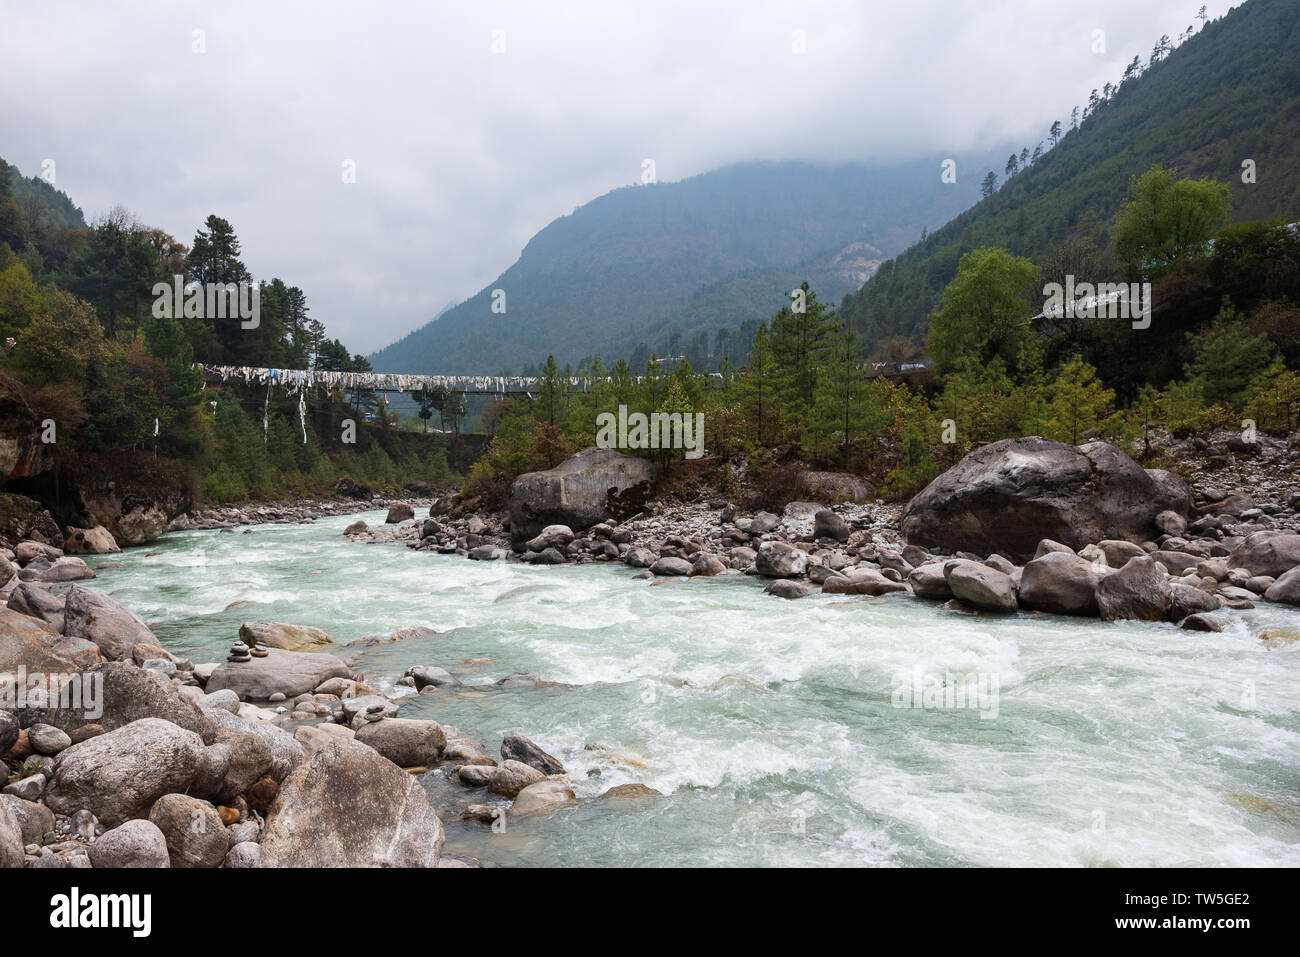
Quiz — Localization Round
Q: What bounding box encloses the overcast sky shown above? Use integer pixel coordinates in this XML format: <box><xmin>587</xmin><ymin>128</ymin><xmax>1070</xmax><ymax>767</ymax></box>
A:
<box><xmin>1</xmin><ymin>0</ymin><xmax>1234</xmax><ymax>355</ymax></box>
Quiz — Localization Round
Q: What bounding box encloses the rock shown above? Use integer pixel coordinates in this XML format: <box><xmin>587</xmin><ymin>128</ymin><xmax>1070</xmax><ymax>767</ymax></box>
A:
<box><xmin>212</xmin><ymin>729</ymin><xmax>272</xmax><ymax>802</ymax></box>
<box><xmin>501</xmin><ymin>731</ymin><xmax>564</xmax><ymax>774</ymax></box>
<box><xmin>408</xmin><ymin>666</ymin><xmax>458</xmax><ymax>691</ymax></box>
<box><xmin>624</xmin><ymin>547</ymin><xmax>656</xmax><ymax>568</ymax></box>
<box><xmin>260</xmin><ymin>741</ymin><xmax>444</xmax><ymax>867</ymax></box>
<box><xmin>238</xmin><ymin>621</ymin><xmax>333</xmax><ymax>652</ymax></box>
<box><xmin>1180</xmin><ymin>613</ymin><xmax>1223</xmax><ymax>632</ymax></box>
<box><xmin>689</xmin><ymin>555</ymin><xmax>726</xmax><ymax>577</ymax></box>
<box><xmin>355</xmin><ymin>717</ymin><xmax>446</xmax><ymax>767</ymax></box>
<box><xmin>148</xmin><ymin>794</ymin><xmax>227</xmax><ymax>868</ymax></box>
<box><xmin>223</xmin><ymin>842</ymin><xmax>263</xmax><ymax>868</ymax></box>
<box><xmin>488</xmin><ymin>759</ymin><xmax>546</xmax><ymax>797</ymax></box>
<box><xmin>1227</xmin><ymin>531</ymin><xmax>1300</xmax><ymax>578</ymax></box>
<box><xmin>1154</xmin><ymin>510</ymin><xmax>1187</xmax><ymax>536</ymax></box>
<box><xmin>1168</xmin><ymin>582</ymin><xmax>1222</xmax><ymax>620</ymax></box>
<box><xmin>468</xmin><ymin>544</ymin><xmax>506</xmax><ymax>561</ymax></box>
<box><xmin>765</xmin><ymin>579</ymin><xmax>813</xmax><ymax>599</ymax></box>
<box><xmin>20</xmin><ymin>661</ymin><xmax>212</xmax><ymax>742</ymax></box>
<box><xmin>509</xmin><ymin>447</ymin><xmax>656</xmax><ymax>543</ymax></box>
<box><xmin>1264</xmin><ymin>567</ymin><xmax>1300</xmax><ymax>605</ymax></box>
<box><xmin>600</xmin><ymin>783</ymin><xmax>663</xmax><ymax>801</ymax></box>
<box><xmin>749</xmin><ymin>511</ymin><xmax>780</xmax><ymax>534</ymax></box>
<box><xmin>0</xmin><ymin>795</ymin><xmax>54</xmax><ymax>846</ymax></box>
<box><xmin>27</xmin><ymin>723</ymin><xmax>71</xmax><ymax>754</ymax></box>
<box><xmin>649</xmin><ymin>557</ymin><xmax>692</xmax><ymax>576</ymax></box>
<box><xmin>526</xmin><ymin>524</ymin><xmax>575</xmax><ymax>551</ymax></box>
<box><xmin>793</xmin><ymin>471</ymin><xmax>876</xmax><ymax>503</ymax></box>
<box><xmin>813</xmin><ymin>510</ymin><xmax>850</xmax><ymax>542</ymax></box>
<box><xmin>0</xmin><ymin>605</ymin><xmax>79</xmax><ymax>675</ymax></box>
<box><xmin>385</xmin><ymin>503</ymin><xmax>415</xmax><ymax>523</ymax></box>
<box><xmin>292</xmin><ymin>722</ymin><xmax>355</xmax><ymax>757</ymax></box>
<box><xmin>62</xmin><ymin>586</ymin><xmax>156</xmax><ymax>661</ymax></box>
<box><xmin>1151</xmin><ymin>550</ymin><xmax>1200</xmax><ymax>574</ymax></box>
<box><xmin>44</xmin><ymin>718</ymin><xmax>207</xmax><ymax>827</ymax></box>
<box><xmin>2</xmin><ymin>773</ymin><xmax>43</xmax><ymax>800</ymax></box>
<box><xmin>344</xmin><ymin>520</ymin><xmax>368</xmax><ymax>536</ymax></box>
<box><xmin>944</xmin><ymin>561</ymin><xmax>1018</xmax><ymax>612</ymax></box>
<box><xmin>755</xmin><ymin>541</ymin><xmax>808</xmax><ymax>579</ymax></box>
<box><xmin>199</xmin><ymin>689</ymin><xmax>241</xmax><ymax>714</ymax></box>
<box><xmin>88</xmin><ymin>819</ymin><xmax>175</xmax><ymax>868</ymax></box>
<box><xmin>1017</xmin><ymin>552</ymin><xmax>1103</xmax><ymax>616</ymax></box>
<box><xmin>1098</xmin><ymin>539</ymin><xmax>1147</xmax><ymax>568</ymax></box>
<box><xmin>906</xmin><ymin>563</ymin><xmax>953</xmax><ymax>600</ymax></box>
<box><xmin>204</xmin><ymin>648</ymin><xmax>351</xmax><ymax>700</ymax></box>
<box><xmin>0</xmin><ymin>799</ymin><xmax>23</xmax><ymax>868</ymax></box>
<box><xmin>511</xmin><ymin>780</ymin><xmax>578</xmax><ymax>816</ymax></box>
<box><xmin>1096</xmin><ymin>555</ymin><xmax>1171</xmax><ymax>622</ymax></box>
<box><xmin>0</xmin><ymin>710</ymin><xmax>17</xmax><ymax>756</ymax></box>
<box><xmin>456</xmin><ymin>764</ymin><xmax>495</xmax><ymax>787</ymax></box>
<box><xmin>21</xmin><ymin>556</ymin><xmax>95</xmax><ymax>583</ymax></box>
<box><xmin>63</xmin><ymin>526</ymin><xmax>120</xmax><ymax>555</ymax></box>
<box><xmin>5</xmin><ymin>582</ymin><xmax>66</xmax><ymax>630</ymax></box>
<box><xmin>902</xmin><ymin>438</ymin><xmax>1190</xmax><ymax>562</ymax></box>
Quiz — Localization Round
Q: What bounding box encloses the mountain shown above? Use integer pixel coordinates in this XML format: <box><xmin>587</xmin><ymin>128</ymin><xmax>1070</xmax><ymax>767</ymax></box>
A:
<box><xmin>370</xmin><ymin>157</ymin><xmax>1000</xmax><ymax>374</ymax></box>
<box><xmin>840</xmin><ymin>0</ymin><xmax>1300</xmax><ymax>348</ymax></box>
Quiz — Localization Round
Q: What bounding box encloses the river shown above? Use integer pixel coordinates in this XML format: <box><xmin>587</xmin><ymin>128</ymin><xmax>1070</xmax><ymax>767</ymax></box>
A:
<box><xmin>78</xmin><ymin>509</ymin><xmax>1300</xmax><ymax>867</ymax></box>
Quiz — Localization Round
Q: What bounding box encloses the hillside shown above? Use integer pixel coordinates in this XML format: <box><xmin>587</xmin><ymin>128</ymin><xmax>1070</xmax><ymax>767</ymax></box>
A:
<box><xmin>370</xmin><ymin>158</ymin><xmax>998</xmax><ymax>374</ymax></box>
<box><xmin>840</xmin><ymin>0</ymin><xmax>1300</xmax><ymax>347</ymax></box>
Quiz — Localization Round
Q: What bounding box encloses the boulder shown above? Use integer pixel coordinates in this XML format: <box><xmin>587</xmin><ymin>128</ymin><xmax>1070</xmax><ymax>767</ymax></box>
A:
<box><xmin>813</xmin><ymin>510</ymin><xmax>850</xmax><ymax>542</ymax></box>
<box><xmin>488</xmin><ymin>759</ymin><xmax>545</xmax><ymax>797</ymax></box>
<box><xmin>1017</xmin><ymin>552</ymin><xmax>1103</xmax><ymax>616</ymax></box>
<box><xmin>22</xmin><ymin>556</ymin><xmax>95</xmax><ymax>583</ymax></box>
<box><xmin>1227</xmin><ymin>531</ymin><xmax>1300</xmax><ymax>579</ymax></box>
<box><xmin>526</xmin><ymin>524</ymin><xmax>575</xmax><ymax>551</ymax></box>
<box><xmin>765</xmin><ymin>579</ymin><xmax>813</xmax><ymax>599</ymax></box>
<box><xmin>354</xmin><ymin>717</ymin><xmax>446</xmax><ymax>767</ymax></box>
<box><xmin>755</xmin><ymin>541</ymin><xmax>808</xmax><ymax>579</ymax></box>
<box><xmin>63</xmin><ymin>526</ymin><xmax>120</xmax><ymax>555</ymax></box>
<box><xmin>260</xmin><ymin>741</ymin><xmax>444</xmax><ymax>867</ymax></box>
<box><xmin>689</xmin><ymin>555</ymin><xmax>726</xmax><ymax>577</ymax></box>
<box><xmin>62</xmin><ymin>586</ymin><xmax>157</xmax><ymax>661</ymax></box>
<box><xmin>1097</xmin><ymin>540</ymin><xmax>1146</xmax><ymax>568</ymax></box>
<box><xmin>1264</xmin><ymin>567</ymin><xmax>1300</xmax><ymax>606</ymax></box>
<box><xmin>385</xmin><ymin>503</ymin><xmax>415</xmax><ymax>523</ymax></box>
<box><xmin>901</xmin><ymin>438</ymin><xmax>1190</xmax><ymax>562</ymax></box>
<box><xmin>0</xmin><ymin>605</ymin><xmax>79</xmax><ymax>675</ymax></box>
<box><xmin>7</xmin><ymin>583</ymin><xmax>67</xmax><ymax>630</ymax></box>
<box><xmin>18</xmin><ymin>661</ymin><xmax>212</xmax><ymax>743</ymax></box>
<box><xmin>510</xmin><ymin>780</ymin><xmax>578</xmax><ymax>816</ymax></box>
<box><xmin>0</xmin><ymin>794</ymin><xmax>54</xmax><ymax>846</ymax></box>
<box><xmin>0</xmin><ymin>799</ymin><xmax>22</xmax><ymax>869</ymax></box>
<box><xmin>624</xmin><ymin>547</ymin><xmax>656</xmax><ymax>568</ymax></box>
<box><xmin>44</xmin><ymin>718</ymin><xmax>207</xmax><ymax>827</ymax></box>
<box><xmin>1168</xmin><ymin>582</ymin><xmax>1222</xmax><ymax>620</ymax></box>
<box><xmin>204</xmin><ymin>648</ymin><xmax>351</xmax><ymax>700</ymax></box>
<box><xmin>238</xmin><ymin>621</ymin><xmax>334</xmax><ymax>652</ymax></box>
<box><xmin>649</xmin><ymin>557</ymin><xmax>692</xmax><ymax>577</ymax></box>
<box><xmin>212</xmin><ymin>728</ymin><xmax>272</xmax><ymax>802</ymax></box>
<box><xmin>148</xmin><ymin>794</ymin><xmax>227</xmax><ymax>868</ymax></box>
<box><xmin>500</xmin><ymin>731</ymin><xmax>565</xmax><ymax>775</ymax></box>
<box><xmin>1096</xmin><ymin>555</ymin><xmax>1171</xmax><ymax>622</ymax></box>
<box><xmin>292</xmin><ymin>722</ymin><xmax>356</xmax><ymax>758</ymax></box>
<box><xmin>749</xmin><ymin>511</ymin><xmax>780</xmax><ymax>534</ymax></box>
<box><xmin>906</xmin><ymin>563</ymin><xmax>953</xmax><ymax>600</ymax></box>
<box><xmin>88</xmin><ymin>820</ymin><xmax>171</xmax><ymax>868</ymax></box>
<box><xmin>509</xmin><ymin>447</ymin><xmax>656</xmax><ymax>543</ymax></box>
<box><xmin>0</xmin><ymin>711</ymin><xmax>18</xmax><ymax>757</ymax></box>
<box><xmin>793</xmin><ymin>471</ymin><xmax>876</xmax><ymax>504</ymax></box>
<box><xmin>944</xmin><ymin>561</ymin><xmax>1018</xmax><ymax>612</ymax></box>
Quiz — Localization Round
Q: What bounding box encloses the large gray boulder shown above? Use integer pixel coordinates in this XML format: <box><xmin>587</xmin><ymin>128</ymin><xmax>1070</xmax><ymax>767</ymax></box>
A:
<box><xmin>204</xmin><ymin>648</ymin><xmax>350</xmax><ymax>700</ymax></box>
<box><xmin>1017</xmin><ymin>552</ymin><xmax>1103</xmax><ymax>616</ymax></box>
<box><xmin>901</xmin><ymin>438</ymin><xmax>1190</xmax><ymax>563</ymax></box>
<box><xmin>88</xmin><ymin>819</ymin><xmax>171</xmax><ymax>868</ymax></box>
<box><xmin>0</xmin><ymin>606</ymin><xmax>81</xmax><ymax>675</ymax></box>
<box><xmin>238</xmin><ymin>621</ymin><xmax>334</xmax><ymax>652</ymax></box>
<box><xmin>18</xmin><ymin>661</ymin><xmax>213</xmax><ymax>743</ymax></box>
<box><xmin>793</xmin><ymin>471</ymin><xmax>876</xmax><ymax>504</ymax></box>
<box><xmin>1095</xmin><ymin>555</ymin><xmax>1171</xmax><ymax>622</ymax></box>
<box><xmin>1264</xmin><ymin>567</ymin><xmax>1300</xmax><ymax>606</ymax></box>
<box><xmin>755</xmin><ymin>541</ymin><xmax>808</xmax><ymax>579</ymax></box>
<box><xmin>354</xmin><ymin>717</ymin><xmax>446</xmax><ymax>767</ymax></box>
<box><xmin>148</xmin><ymin>794</ymin><xmax>227</xmax><ymax>868</ymax></box>
<box><xmin>260</xmin><ymin>740</ymin><xmax>444</xmax><ymax>867</ymax></box>
<box><xmin>0</xmin><ymin>799</ymin><xmax>22</xmax><ymax>869</ymax></box>
<box><xmin>6</xmin><ymin>582</ymin><xmax>66</xmax><ymax>631</ymax></box>
<box><xmin>944</xmin><ymin>561</ymin><xmax>1018</xmax><ymax>612</ymax></box>
<box><xmin>44</xmin><ymin>718</ymin><xmax>207</xmax><ymax>827</ymax></box>
<box><xmin>509</xmin><ymin>447</ymin><xmax>656</xmax><ymax>544</ymax></box>
<box><xmin>1227</xmin><ymin>531</ymin><xmax>1300</xmax><ymax>579</ymax></box>
<box><xmin>62</xmin><ymin>586</ymin><xmax>157</xmax><ymax>661</ymax></box>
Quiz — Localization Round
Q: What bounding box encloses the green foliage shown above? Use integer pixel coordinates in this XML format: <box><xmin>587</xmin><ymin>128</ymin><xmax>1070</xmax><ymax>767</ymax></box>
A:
<box><xmin>1113</xmin><ymin>164</ymin><xmax>1232</xmax><ymax>276</ymax></box>
<box><xmin>1043</xmin><ymin>355</ymin><xmax>1117</xmax><ymax>444</ymax></box>
<box><xmin>1184</xmin><ymin>304</ymin><xmax>1277</xmax><ymax>408</ymax></box>
<box><xmin>926</xmin><ymin>248</ymin><xmax>1040</xmax><ymax>380</ymax></box>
